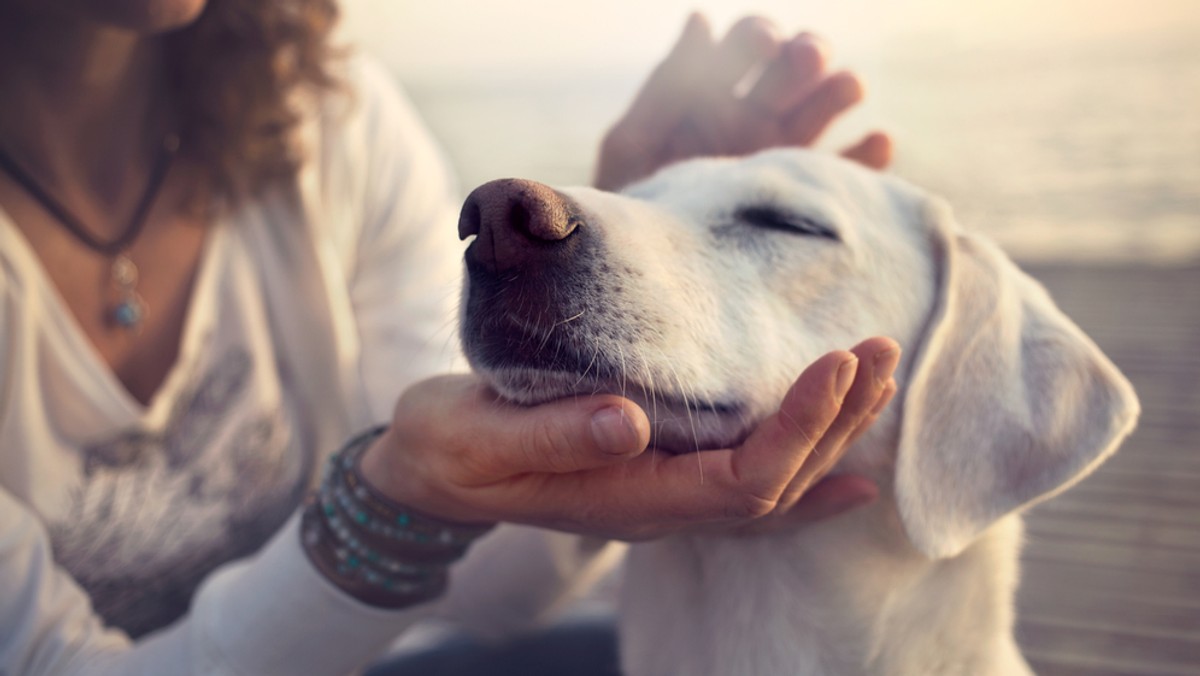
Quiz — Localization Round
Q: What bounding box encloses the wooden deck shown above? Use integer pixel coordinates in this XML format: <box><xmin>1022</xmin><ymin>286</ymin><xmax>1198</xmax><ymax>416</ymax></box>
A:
<box><xmin>1015</xmin><ymin>262</ymin><xmax>1200</xmax><ymax>675</ymax></box>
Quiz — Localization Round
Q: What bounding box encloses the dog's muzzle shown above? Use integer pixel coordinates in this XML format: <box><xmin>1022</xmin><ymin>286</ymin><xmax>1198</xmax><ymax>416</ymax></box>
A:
<box><xmin>458</xmin><ymin>178</ymin><xmax>603</xmax><ymax>375</ymax></box>
<box><xmin>456</xmin><ymin>179</ymin><xmax>749</xmax><ymax>450</ymax></box>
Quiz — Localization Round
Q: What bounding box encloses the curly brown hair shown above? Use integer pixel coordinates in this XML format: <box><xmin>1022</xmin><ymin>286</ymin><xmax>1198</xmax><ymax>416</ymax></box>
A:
<box><xmin>166</xmin><ymin>0</ymin><xmax>343</xmax><ymax>210</ymax></box>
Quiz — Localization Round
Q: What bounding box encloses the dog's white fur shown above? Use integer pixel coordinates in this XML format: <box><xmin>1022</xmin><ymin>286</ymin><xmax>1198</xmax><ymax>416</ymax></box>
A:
<box><xmin>460</xmin><ymin>149</ymin><xmax>1140</xmax><ymax>675</ymax></box>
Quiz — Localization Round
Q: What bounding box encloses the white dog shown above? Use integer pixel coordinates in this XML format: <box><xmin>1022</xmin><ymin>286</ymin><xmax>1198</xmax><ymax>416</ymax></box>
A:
<box><xmin>455</xmin><ymin>149</ymin><xmax>1139</xmax><ymax>675</ymax></box>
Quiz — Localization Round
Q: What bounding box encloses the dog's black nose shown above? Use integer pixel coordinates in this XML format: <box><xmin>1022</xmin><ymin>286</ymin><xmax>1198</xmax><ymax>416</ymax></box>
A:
<box><xmin>459</xmin><ymin>178</ymin><xmax>582</xmax><ymax>273</ymax></box>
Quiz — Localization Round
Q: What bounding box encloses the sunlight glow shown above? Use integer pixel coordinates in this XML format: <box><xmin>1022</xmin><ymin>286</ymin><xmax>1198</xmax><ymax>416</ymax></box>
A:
<box><xmin>340</xmin><ymin>0</ymin><xmax>1200</xmax><ymax>79</ymax></box>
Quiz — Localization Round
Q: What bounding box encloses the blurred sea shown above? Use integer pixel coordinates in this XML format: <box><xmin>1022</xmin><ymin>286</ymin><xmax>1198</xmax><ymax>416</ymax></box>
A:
<box><xmin>401</xmin><ymin>38</ymin><xmax>1200</xmax><ymax>263</ymax></box>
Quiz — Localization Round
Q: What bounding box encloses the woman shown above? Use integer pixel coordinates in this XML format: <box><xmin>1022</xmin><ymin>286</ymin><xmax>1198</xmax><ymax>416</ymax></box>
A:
<box><xmin>0</xmin><ymin>0</ymin><xmax>898</xmax><ymax>673</ymax></box>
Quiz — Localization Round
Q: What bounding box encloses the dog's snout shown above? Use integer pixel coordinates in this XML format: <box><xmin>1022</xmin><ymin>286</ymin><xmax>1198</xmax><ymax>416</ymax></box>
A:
<box><xmin>459</xmin><ymin>178</ymin><xmax>582</xmax><ymax>273</ymax></box>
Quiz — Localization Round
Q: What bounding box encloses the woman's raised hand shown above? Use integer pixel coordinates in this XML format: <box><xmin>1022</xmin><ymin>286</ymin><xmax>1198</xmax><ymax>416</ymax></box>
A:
<box><xmin>595</xmin><ymin>14</ymin><xmax>892</xmax><ymax>192</ymax></box>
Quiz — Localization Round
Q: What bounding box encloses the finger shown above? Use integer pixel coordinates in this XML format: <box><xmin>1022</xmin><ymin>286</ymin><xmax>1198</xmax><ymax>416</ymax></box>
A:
<box><xmin>594</xmin><ymin>13</ymin><xmax>715</xmax><ymax>191</ymax></box>
<box><xmin>727</xmin><ymin>349</ymin><xmax>860</xmax><ymax>507</ymax></box>
<box><xmin>611</xmin><ymin>13</ymin><xmax>714</xmax><ymax>142</ymax></box>
<box><xmin>843</xmin><ymin>377</ymin><xmax>897</xmax><ymax>448</ymax></box>
<box><xmin>429</xmin><ymin>381</ymin><xmax>652</xmax><ymax>480</ymax></box>
<box><xmin>745</xmin><ymin>33</ymin><xmax>829</xmax><ymax>115</ymax></box>
<box><xmin>782</xmin><ymin>70</ymin><xmax>865</xmax><ymax>146</ymax></box>
<box><xmin>664</xmin><ymin>16</ymin><xmax>783</xmax><ymax>160</ymax></box>
<box><xmin>806</xmin><ymin>340</ymin><xmax>899</xmax><ymax>464</ymax></box>
<box><xmin>841</xmin><ymin>131</ymin><xmax>893</xmax><ymax>170</ymax></box>
<box><xmin>661</xmin><ymin>117</ymin><xmax>712</xmax><ymax>167</ymax></box>
<box><xmin>796</xmin><ymin>340</ymin><xmax>899</xmax><ymax>477</ymax></box>
<box><xmin>740</xmin><ymin>474</ymin><xmax>878</xmax><ymax>534</ymax></box>
<box><xmin>773</xmin><ymin>338</ymin><xmax>899</xmax><ymax>507</ymax></box>
<box><xmin>507</xmin><ymin>400</ymin><xmax>650</xmax><ymax>476</ymax></box>
<box><xmin>711</xmin><ymin>16</ymin><xmax>782</xmax><ymax>95</ymax></box>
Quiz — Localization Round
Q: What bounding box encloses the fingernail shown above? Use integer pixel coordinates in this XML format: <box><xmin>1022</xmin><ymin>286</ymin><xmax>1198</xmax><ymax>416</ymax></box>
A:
<box><xmin>592</xmin><ymin>407</ymin><xmax>639</xmax><ymax>456</ymax></box>
<box><xmin>834</xmin><ymin>357</ymin><xmax>859</xmax><ymax>401</ymax></box>
<box><xmin>873</xmin><ymin>348</ymin><xmax>900</xmax><ymax>387</ymax></box>
<box><xmin>869</xmin><ymin>379</ymin><xmax>897</xmax><ymax>416</ymax></box>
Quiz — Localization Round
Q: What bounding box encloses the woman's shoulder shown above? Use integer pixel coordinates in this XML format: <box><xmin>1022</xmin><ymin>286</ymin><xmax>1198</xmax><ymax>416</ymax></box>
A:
<box><xmin>288</xmin><ymin>53</ymin><xmax>457</xmax><ymax>257</ymax></box>
<box><xmin>329</xmin><ymin>55</ymin><xmax>428</xmax><ymax>146</ymax></box>
<box><xmin>308</xmin><ymin>52</ymin><xmax>457</xmax><ymax>197</ymax></box>
<box><xmin>230</xmin><ymin>51</ymin><xmax>461</xmax><ymax>278</ymax></box>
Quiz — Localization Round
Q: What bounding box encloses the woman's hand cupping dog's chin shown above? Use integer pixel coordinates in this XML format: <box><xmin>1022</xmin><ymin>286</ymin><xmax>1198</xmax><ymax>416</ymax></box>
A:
<box><xmin>594</xmin><ymin>13</ymin><xmax>893</xmax><ymax>193</ymax></box>
<box><xmin>358</xmin><ymin>337</ymin><xmax>900</xmax><ymax>541</ymax></box>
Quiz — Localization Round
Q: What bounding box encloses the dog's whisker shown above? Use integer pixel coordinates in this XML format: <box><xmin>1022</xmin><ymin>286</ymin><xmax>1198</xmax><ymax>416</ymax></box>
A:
<box><xmin>554</xmin><ymin>310</ymin><xmax>586</xmax><ymax>327</ymax></box>
<box><xmin>616</xmin><ymin>344</ymin><xmax>629</xmax><ymax>403</ymax></box>
<box><xmin>646</xmin><ymin>350</ymin><xmax>667</xmax><ymax>472</ymax></box>
<box><xmin>411</xmin><ymin>315</ymin><xmax>461</xmax><ymax>372</ymax></box>
<box><xmin>572</xmin><ymin>345</ymin><xmax>601</xmax><ymax>390</ymax></box>
<box><xmin>625</xmin><ymin>354</ymin><xmax>671</xmax><ymax>464</ymax></box>
<box><xmin>662</xmin><ymin>359</ymin><xmax>704</xmax><ymax>483</ymax></box>
<box><xmin>777</xmin><ymin>407</ymin><xmax>815</xmax><ymax>451</ymax></box>
<box><xmin>535</xmin><ymin>310</ymin><xmax>557</xmax><ymax>355</ymax></box>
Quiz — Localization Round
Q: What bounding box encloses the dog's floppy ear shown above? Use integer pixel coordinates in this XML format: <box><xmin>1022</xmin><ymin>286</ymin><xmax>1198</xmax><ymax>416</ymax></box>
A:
<box><xmin>895</xmin><ymin>200</ymin><xmax>1139</xmax><ymax>559</ymax></box>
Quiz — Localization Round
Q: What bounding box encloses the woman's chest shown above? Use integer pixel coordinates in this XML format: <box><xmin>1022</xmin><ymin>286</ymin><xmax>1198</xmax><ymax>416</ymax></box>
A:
<box><xmin>12</xmin><ymin>206</ymin><xmax>209</xmax><ymax>406</ymax></box>
<box><xmin>0</xmin><ymin>218</ymin><xmax>329</xmax><ymax>634</ymax></box>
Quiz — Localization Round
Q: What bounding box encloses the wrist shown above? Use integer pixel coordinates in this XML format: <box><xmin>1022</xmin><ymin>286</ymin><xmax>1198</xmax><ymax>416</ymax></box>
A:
<box><xmin>358</xmin><ymin>424</ymin><xmax>499</xmax><ymax>526</ymax></box>
<box><xmin>301</xmin><ymin>427</ymin><xmax>493</xmax><ymax>609</ymax></box>
<box><xmin>301</xmin><ymin>499</ymin><xmax>448</xmax><ymax>609</ymax></box>
<box><xmin>357</xmin><ymin>427</ymin><xmax>408</xmax><ymax>499</ymax></box>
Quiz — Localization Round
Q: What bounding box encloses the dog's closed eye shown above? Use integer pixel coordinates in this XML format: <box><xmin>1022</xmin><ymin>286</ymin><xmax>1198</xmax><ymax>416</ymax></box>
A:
<box><xmin>734</xmin><ymin>205</ymin><xmax>839</xmax><ymax>240</ymax></box>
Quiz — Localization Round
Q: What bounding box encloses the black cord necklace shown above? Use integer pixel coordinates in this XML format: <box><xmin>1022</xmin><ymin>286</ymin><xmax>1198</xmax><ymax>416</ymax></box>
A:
<box><xmin>0</xmin><ymin>133</ymin><xmax>179</xmax><ymax>331</ymax></box>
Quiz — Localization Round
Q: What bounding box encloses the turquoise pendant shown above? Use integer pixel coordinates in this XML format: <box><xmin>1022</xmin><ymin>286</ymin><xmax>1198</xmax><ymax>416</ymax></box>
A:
<box><xmin>109</xmin><ymin>254</ymin><xmax>146</xmax><ymax>330</ymax></box>
<box><xmin>113</xmin><ymin>298</ymin><xmax>145</xmax><ymax>327</ymax></box>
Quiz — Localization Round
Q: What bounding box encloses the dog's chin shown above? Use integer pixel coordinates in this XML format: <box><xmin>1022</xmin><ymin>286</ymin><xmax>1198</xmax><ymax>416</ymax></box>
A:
<box><xmin>479</xmin><ymin>367</ymin><xmax>752</xmax><ymax>455</ymax></box>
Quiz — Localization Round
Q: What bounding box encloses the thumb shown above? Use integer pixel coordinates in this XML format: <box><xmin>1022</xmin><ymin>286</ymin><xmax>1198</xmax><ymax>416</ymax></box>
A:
<box><xmin>471</xmin><ymin>393</ymin><xmax>652</xmax><ymax>476</ymax></box>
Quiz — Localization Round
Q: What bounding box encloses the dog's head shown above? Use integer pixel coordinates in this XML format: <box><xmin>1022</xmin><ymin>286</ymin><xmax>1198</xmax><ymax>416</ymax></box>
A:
<box><xmin>458</xmin><ymin>148</ymin><xmax>1138</xmax><ymax>558</ymax></box>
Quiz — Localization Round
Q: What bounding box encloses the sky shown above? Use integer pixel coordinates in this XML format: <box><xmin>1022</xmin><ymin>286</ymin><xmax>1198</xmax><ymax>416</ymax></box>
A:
<box><xmin>339</xmin><ymin>0</ymin><xmax>1200</xmax><ymax>80</ymax></box>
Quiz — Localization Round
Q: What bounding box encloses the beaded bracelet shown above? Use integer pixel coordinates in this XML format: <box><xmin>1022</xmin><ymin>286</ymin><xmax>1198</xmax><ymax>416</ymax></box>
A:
<box><xmin>302</xmin><ymin>502</ymin><xmax>444</xmax><ymax>601</ymax></box>
<box><xmin>334</xmin><ymin>429</ymin><xmax>491</xmax><ymax>549</ymax></box>
<box><xmin>301</xmin><ymin>425</ymin><xmax>494</xmax><ymax>608</ymax></box>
